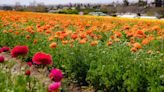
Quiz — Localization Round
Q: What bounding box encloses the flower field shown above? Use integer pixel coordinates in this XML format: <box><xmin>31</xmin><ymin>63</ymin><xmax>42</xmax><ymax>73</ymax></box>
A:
<box><xmin>0</xmin><ymin>11</ymin><xmax>164</xmax><ymax>92</ymax></box>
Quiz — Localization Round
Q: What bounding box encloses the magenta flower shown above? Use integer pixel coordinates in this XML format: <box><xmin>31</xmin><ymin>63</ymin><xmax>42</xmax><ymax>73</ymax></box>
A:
<box><xmin>48</xmin><ymin>82</ymin><xmax>61</xmax><ymax>92</ymax></box>
<box><xmin>0</xmin><ymin>56</ymin><xmax>5</xmax><ymax>63</ymax></box>
<box><xmin>1</xmin><ymin>46</ymin><xmax>10</xmax><ymax>52</ymax></box>
<box><xmin>49</xmin><ymin>68</ymin><xmax>63</xmax><ymax>82</ymax></box>
<box><xmin>0</xmin><ymin>49</ymin><xmax>3</xmax><ymax>53</ymax></box>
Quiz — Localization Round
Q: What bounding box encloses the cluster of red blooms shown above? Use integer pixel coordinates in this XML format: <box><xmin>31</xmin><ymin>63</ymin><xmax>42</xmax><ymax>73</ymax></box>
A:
<box><xmin>0</xmin><ymin>45</ymin><xmax>63</xmax><ymax>92</ymax></box>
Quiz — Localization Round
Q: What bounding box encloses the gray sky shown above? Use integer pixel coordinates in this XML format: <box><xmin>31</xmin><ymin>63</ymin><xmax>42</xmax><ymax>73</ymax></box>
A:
<box><xmin>0</xmin><ymin>0</ymin><xmax>153</xmax><ymax>5</ymax></box>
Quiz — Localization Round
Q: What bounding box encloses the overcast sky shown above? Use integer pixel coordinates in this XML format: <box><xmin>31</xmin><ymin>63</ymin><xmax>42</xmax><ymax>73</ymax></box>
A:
<box><xmin>0</xmin><ymin>0</ymin><xmax>154</xmax><ymax>5</ymax></box>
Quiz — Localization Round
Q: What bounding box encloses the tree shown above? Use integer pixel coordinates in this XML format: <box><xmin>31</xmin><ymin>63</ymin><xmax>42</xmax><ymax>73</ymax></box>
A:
<box><xmin>138</xmin><ymin>0</ymin><xmax>148</xmax><ymax>6</ymax></box>
<box><xmin>123</xmin><ymin>0</ymin><xmax>129</xmax><ymax>6</ymax></box>
<box><xmin>155</xmin><ymin>0</ymin><xmax>162</xmax><ymax>7</ymax></box>
<box><xmin>2</xmin><ymin>6</ymin><xmax>13</xmax><ymax>10</ymax></box>
<box><xmin>35</xmin><ymin>3</ymin><xmax>47</xmax><ymax>12</ymax></box>
<box><xmin>14</xmin><ymin>2</ymin><xmax>21</xmax><ymax>11</ymax></box>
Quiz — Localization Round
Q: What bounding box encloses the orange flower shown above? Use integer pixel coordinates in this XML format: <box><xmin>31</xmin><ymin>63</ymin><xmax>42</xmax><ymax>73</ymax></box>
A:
<box><xmin>69</xmin><ymin>39</ymin><xmax>74</xmax><ymax>43</ymax></box>
<box><xmin>133</xmin><ymin>42</ymin><xmax>142</xmax><ymax>49</ymax></box>
<box><xmin>79</xmin><ymin>33</ymin><xmax>87</xmax><ymax>39</ymax></box>
<box><xmin>71</xmin><ymin>34</ymin><xmax>78</xmax><ymax>39</ymax></box>
<box><xmin>70</xmin><ymin>44</ymin><xmax>73</xmax><ymax>48</ymax></box>
<box><xmin>142</xmin><ymin>36</ymin><xmax>154</xmax><ymax>45</ymax></box>
<box><xmin>36</xmin><ymin>24</ymin><xmax>41</xmax><ymax>28</ymax></box>
<box><xmin>59</xmin><ymin>35</ymin><xmax>65</xmax><ymax>40</ymax></box>
<box><xmin>90</xmin><ymin>41</ymin><xmax>98</xmax><ymax>46</ymax></box>
<box><xmin>15</xmin><ymin>31</ymin><xmax>20</xmax><ymax>35</ymax></box>
<box><xmin>46</xmin><ymin>30</ymin><xmax>52</xmax><ymax>34</ymax></box>
<box><xmin>49</xmin><ymin>42</ymin><xmax>57</xmax><ymax>49</ymax></box>
<box><xmin>3</xmin><ymin>30</ymin><xmax>8</xmax><ymax>33</ymax></box>
<box><xmin>114</xmin><ymin>38</ymin><xmax>120</xmax><ymax>42</ymax></box>
<box><xmin>131</xmin><ymin>47</ymin><xmax>137</xmax><ymax>52</ymax></box>
<box><xmin>79</xmin><ymin>39</ymin><xmax>87</xmax><ymax>44</ymax></box>
<box><xmin>107</xmin><ymin>41</ymin><xmax>113</xmax><ymax>46</ymax></box>
<box><xmin>62</xmin><ymin>40</ymin><xmax>68</xmax><ymax>45</ymax></box>
<box><xmin>137</xmin><ymin>30</ymin><xmax>144</xmax><ymax>35</ymax></box>
<box><xmin>151</xmin><ymin>26</ymin><xmax>160</xmax><ymax>31</ymax></box>
<box><xmin>33</xmin><ymin>39</ymin><xmax>38</xmax><ymax>44</ymax></box>
<box><xmin>48</xmin><ymin>36</ymin><xmax>54</xmax><ymax>41</ymax></box>
<box><xmin>110</xmin><ymin>35</ymin><xmax>115</xmax><ymax>40</ymax></box>
<box><xmin>123</xmin><ymin>25</ymin><xmax>130</xmax><ymax>30</ymax></box>
<box><xmin>26</xmin><ymin>35</ymin><xmax>31</xmax><ymax>39</ymax></box>
<box><xmin>86</xmin><ymin>30</ymin><xmax>92</xmax><ymax>35</ymax></box>
<box><xmin>97</xmin><ymin>35</ymin><xmax>102</xmax><ymax>40</ymax></box>
<box><xmin>9</xmin><ymin>29</ymin><xmax>13</xmax><ymax>33</ymax></box>
<box><xmin>142</xmin><ymin>39</ymin><xmax>149</xmax><ymax>45</ymax></box>
<box><xmin>126</xmin><ymin>31</ymin><xmax>133</xmax><ymax>37</ymax></box>
<box><xmin>114</xmin><ymin>32</ymin><xmax>122</xmax><ymax>37</ymax></box>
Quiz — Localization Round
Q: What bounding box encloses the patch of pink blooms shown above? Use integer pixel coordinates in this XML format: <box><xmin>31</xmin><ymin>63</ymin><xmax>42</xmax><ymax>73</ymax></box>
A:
<box><xmin>48</xmin><ymin>68</ymin><xmax>63</xmax><ymax>92</ymax></box>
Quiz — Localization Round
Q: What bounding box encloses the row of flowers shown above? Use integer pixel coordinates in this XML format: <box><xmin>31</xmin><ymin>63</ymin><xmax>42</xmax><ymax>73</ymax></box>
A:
<box><xmin>0</xmin><ymin>11</ymin><xmax>163</xmax><ymax>53</ymax></box>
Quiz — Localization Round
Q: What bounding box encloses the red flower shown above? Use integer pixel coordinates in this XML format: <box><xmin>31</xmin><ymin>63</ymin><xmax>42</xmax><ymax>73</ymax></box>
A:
<box><xmin>27</xmin><ymin>62</ymin><xmax>32</xmax><ymax>67</ymax></box>
<box><xmin>11</xmin><ymin>46</ymin><xmax>29</xmax><ymax>57</ymax></box>
<box><xmin>1</xmin><ymin>46</ymin><xmax>10</xmax><ymax>52</ymax></box>
<box><xmin>32</xmin><ymin>52</ymin><xmax>53</xmax><ymax>65</ymax></box>
<box><xmin>71</xmin><ymin>34</ymin><xmax>78</xmax><ymax>39</ymax></box>
<box><xmin>49</xmin><ymin>68</ymin><xmax>63</xmax><ymax>82</ymax></box>
<box><xmin>25</xmin><ymin>70</ymin><xmax>31</xmax><ymax>76</ymax></box>
<box><xmin>0</xmin><ymin>56</ymin><xmax>5</xmax><ymax>63</ymax></box>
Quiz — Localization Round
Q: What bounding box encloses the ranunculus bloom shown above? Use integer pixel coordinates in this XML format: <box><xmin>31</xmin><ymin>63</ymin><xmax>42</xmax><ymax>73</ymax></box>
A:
<box><xmin>107</xmin><ymin>41</ymin><xmax>113</xmax><ymax>46</ymax></box>
<box><xmin>11</xmin><ymin>46</ymin><xmax>29</xmax><ymax>57</ymax></box>
<box><xmin>32</xmin><ymin>52</ymin><xmax>53</xmax><ymax>65</ymax></box>
<box><xmin>90</xmin><ymin>41</ymin><xmax>98</xmax><ymax>46</ymax></box>
<box><xmin>48</xmin><ymin>82</ymin><xmax>61</xmax><ymax>91</ymax></box>
<box><xmin>27</xmin><ymin>62</ymin><xmax>32</xmax><ymax>67</ymax></box>
<box><xmin>0</xmin><ymin>49</ymin><xmax>3</xmax><ymax>53</ymax></box>
<box><xmin>25</xmin><ymin>70</ymin><xmax>31</xmax><ymax>76</ymax></box>
<box><xmin>0</xmin><ymin>56</ymin><xmax>5</xmax><ymax>63</ymax></box>
<box><xmin>133</xmin><ymin>42</ymin><xmax>142</xmax><ymax>49</ymax></box>
<box><xmin>1</xmin><ymin>46</ymin><xmax>10</xmax><ymax>52</ymax></box>
<box><xmin>49</xmin><ymin>68</ymin><xmax>63</xmax><ymax>82</ymax></box>
<box><xmin>49</xmin><ymin>42</ymin><xmax>57</xmax><ymax>49</ymax></box>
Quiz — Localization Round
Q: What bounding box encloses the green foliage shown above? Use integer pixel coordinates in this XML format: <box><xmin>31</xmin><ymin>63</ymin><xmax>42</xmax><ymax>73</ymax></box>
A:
<box><xmin>58</xmin><ymin>9</ymin><xmax>79</xmax><ymax>14</ymax></box>
<box><xmin>0</xmin><ymin>63</ymin><xmax>47</xmax><ymax>92</ymax></box>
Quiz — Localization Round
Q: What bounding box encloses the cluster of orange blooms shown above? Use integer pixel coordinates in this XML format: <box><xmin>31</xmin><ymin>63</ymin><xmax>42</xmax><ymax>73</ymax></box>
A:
<box><xmin>0</xmin><ymin>11</ymin><xmax>163</xmax><ymax>52</ymax></box>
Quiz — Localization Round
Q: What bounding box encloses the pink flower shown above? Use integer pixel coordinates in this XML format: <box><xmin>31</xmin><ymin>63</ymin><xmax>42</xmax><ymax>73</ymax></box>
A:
<box><xmin>0</xmin><ymin>56</ymin><xmax>4</xmax><ymax>63</ymax></box>
<box><xmin>1</xmin><ymin>46</ymin><xmax>10</xmax><ymax>52</ymax></box>
<box><xmin>32</xmin><ymin>52</ymin><xmax>53</xmax><ymax>65</ymax></box>
<box><xmin>49</xmin><ymin>68</ymin><xmax>63</xmax><ymax>82</ymax></box>
<box><xmin>11</xmin><ymin>46</ymin><xmax>29</xmax><ymax>57</ymax></box>
<box><xmin>48</xmin><ymin>82</ymin><xmax>61</xmax><ymax>91</ymax></box>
